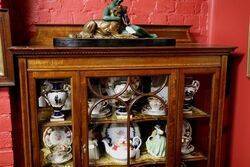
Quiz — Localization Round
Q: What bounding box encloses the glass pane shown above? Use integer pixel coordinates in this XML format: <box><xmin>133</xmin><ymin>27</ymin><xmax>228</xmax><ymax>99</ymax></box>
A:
<box><xmin>87</xmin><ymin>75</ymin><xmax>169</xmax><ymax>166</ymax></box>
<box><xmin>181</xmin><ymin>74</ymin><xmax>212</xmax><ymax>166</ymax></box>
<box><xmin>37</xmin><ymin>79</ymin><xmax>73</xmax><ymax>166</ymax></box>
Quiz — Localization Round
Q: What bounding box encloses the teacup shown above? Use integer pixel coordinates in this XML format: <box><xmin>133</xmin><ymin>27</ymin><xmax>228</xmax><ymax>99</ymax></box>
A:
<box><xmin>148</xmin><ymin>97</ymin><xmax>163</xmax><ymax>111</ymax></box>
<box><xmin>88</xmin><ymin>99</ymin><xmax>108</xmax><ymax>115</ymax></box>
<box><xmin>51</xmin><ymin>145</ymin><xmax>72</xmax><ymax>163</ymax></box>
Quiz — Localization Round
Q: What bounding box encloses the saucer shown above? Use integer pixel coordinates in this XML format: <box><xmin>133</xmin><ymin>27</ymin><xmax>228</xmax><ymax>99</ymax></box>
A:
<box><xmin>142</xmin><ymin>106</ymin><xmax>166</xmax><ymax>116</ymax></box>
<box><xmin>91</xmin><ymin>108</ymin><xmax>112</xmax><ymax>118</ymax></box>
<box><xmin>46</xmin><ymin>153</ymin><xmax>73</xmax><ymax>164</ymax></box>
<box><xmin>43</xmin><ymin>126</ymin><xmax>72</xmax><ymax>148</ymax></box>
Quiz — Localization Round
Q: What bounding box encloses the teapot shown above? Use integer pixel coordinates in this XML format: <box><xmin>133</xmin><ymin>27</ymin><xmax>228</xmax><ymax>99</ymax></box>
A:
<box><xmin>146</xmin><ymin>125</ymin><xmax>166</xmax><ymax>157</ymax></box>
<box><xmin>102</xmin><ymin>136</ymin><xmax>141</xmax><ymax>161</ymax></box>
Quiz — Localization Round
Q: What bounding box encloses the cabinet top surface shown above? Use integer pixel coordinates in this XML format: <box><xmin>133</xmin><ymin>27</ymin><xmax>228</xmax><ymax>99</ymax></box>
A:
<box><xmin>10</xmin><ymin>43</ymin><xmax>236</xmax><ymax>57</ymax></box>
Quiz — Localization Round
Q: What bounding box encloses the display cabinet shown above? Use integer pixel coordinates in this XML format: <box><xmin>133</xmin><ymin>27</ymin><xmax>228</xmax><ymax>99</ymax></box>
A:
<box><xmin>10</xmin><ymin>25</ymin><xmax>235</xmax><ymax>167</ymax></box>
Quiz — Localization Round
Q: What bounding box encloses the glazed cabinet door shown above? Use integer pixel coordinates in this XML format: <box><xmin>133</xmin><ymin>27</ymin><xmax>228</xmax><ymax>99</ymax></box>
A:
<box><xmin>27</xmin><ymin>71</ymin><xmax>81</xmax><ymax>167</ymax></box>
<box><xmin>176</xmin><ymin>68</ymin><xmax>220</xmax><ymax>167</ymax></box>
<box><xmin>81</xmin><ymin>69</ymin><xmax>178</xmax><ymax>167</ymax></box>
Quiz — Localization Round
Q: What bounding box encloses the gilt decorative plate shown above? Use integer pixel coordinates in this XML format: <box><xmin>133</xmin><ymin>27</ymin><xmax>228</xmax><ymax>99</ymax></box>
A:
<box><xmin>43</xmin><ymin>126</ymin><xmax>72</xmax><ymax>148</ymax></box>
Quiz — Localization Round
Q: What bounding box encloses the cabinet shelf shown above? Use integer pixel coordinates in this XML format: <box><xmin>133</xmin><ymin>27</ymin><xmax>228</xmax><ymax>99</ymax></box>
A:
<box><xmin>183</xmin><ymin>107</ymin><xmax>210</xmax><ymax>119</ymax></box>
<box><xmin>41</xmin><ymin>116</ymin><xmax>72</xmax><ymax>127</ymax></box>
<box><xmin>89</xmin><ymin>151</ymin><xmax>166</xmax><ymax>167</ymax></box>
<box><xmin>38</xmin><ymin>108</ymin><xmax>72</xmax><ymax>127</ymax></box>
<box><xmin>90</xmin><ymin>112</ymin><xmax>167</xmax><ymax>124</ymax></box>
<box><xmin>182</xmin><ymin>150</ymin><xmax>207</xmax><ymax>162</ymax></box>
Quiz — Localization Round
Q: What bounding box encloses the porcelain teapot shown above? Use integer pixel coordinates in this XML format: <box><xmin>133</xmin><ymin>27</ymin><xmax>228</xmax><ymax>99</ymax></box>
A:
<box><xmin>102</xmin><ymin>136</ymin><xmax>141</xmax><ymax>161</ymax></box>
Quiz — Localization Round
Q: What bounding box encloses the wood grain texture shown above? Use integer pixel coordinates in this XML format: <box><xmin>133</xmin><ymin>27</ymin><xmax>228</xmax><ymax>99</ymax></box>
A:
<box><xmin>29</xmin><ymin>24</ymin><xmax>192</xmax><ymax>46</ymax></box>
<box><xmin>215</xmin><ymin>56</ymin><xmax>228</xmax><ymax>167</ymax></box>
<box><xmin>12</xmin><ymin>37</ymin><xmax>235</xmax><ymax>167</ymax></box>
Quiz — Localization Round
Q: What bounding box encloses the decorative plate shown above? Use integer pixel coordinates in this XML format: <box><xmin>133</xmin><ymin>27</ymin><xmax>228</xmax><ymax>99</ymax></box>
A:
<box><xmin>141</xmin><ymin>105</ymin><xmax>166</xmax><ymax>116</ymax></box>
<box><xmin>101</xmin><ymin>123</ymin><xmax>140</xmax><ymax>144</ymax></box>
<box><xmin>43</xmin><ymin>126</ymin><xmax>72</xmax><ymax>148</ymax></box>
<box><xmin>46</xmin><ymin>152</ymin><xmax>73</xmax><ymax>164</ymax></box>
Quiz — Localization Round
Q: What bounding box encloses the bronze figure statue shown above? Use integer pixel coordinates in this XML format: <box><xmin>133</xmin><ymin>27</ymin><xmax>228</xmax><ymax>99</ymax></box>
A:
<box><xmin>69</xmin><ymin>0</ymin><xmax>157</xmax><ymax>39</ymax></box>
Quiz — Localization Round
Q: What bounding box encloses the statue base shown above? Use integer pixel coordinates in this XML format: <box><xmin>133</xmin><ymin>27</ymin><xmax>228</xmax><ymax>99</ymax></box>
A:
<box><xmin>53</xmin><ymin>38</ymin><xmax>176</xmax><ymax>47</ymax></box>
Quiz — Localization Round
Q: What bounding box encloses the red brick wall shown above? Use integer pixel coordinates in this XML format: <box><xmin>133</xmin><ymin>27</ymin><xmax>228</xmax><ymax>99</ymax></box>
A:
<box><xmin>0</xmin><ymin>88</ymin><xmax>13</xmax><ymax>167</ymax></box>
<box><xmin>2</xmin><ymin>0</ymin><xmax>209</xmax><ymax>166</ymax></box>
<box><xmin>11</xmin><ymin>0</ymin><xmax>208</xmax><ymax>43</ymax></box>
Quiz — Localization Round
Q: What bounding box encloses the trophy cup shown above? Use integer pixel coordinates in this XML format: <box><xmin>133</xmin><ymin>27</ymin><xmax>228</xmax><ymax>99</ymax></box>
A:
<box><xmin>184</xmin><ymin>80</ymin><xmax>200</xmax><ymax>112</ymax></box>
<box><xmin>42</xmin><ymin>80</ymin><xmax>69</xmax><ymax>121</ymax></box>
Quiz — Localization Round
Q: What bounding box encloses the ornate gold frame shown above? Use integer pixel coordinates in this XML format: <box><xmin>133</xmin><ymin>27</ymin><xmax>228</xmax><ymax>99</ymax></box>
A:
<box><xmin>0</xmin><ymin>9</ymin><xmax>14</xmax><ymax>86</ymax></box>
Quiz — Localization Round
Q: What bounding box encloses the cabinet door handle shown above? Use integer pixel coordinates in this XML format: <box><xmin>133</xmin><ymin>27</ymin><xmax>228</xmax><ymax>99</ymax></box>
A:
<box><xmin>82</xmin><ymin>144</ymin><xmax>87</xmax><ymax>154</ymax></box>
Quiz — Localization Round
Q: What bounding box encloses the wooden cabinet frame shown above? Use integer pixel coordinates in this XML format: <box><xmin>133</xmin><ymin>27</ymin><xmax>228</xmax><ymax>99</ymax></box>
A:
<box><xmin>11</xmin><ymin>47</ymin><xmax>234</xmax><ymax>167</ymax></box>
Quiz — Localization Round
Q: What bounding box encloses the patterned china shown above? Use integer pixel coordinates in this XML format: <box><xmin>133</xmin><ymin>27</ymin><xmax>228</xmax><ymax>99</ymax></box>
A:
<box><xmin>41</xmin><ymin>80</ymin><xmax>69</xmax><ymax>121</ymax></box>
<box><xmin>182</xmin><ymin>120</ymin><xmax>194</xmax><ymax>154</ymax></box>
<box><xmin>184</xmin><ymin>80</ymin><xmax>200</xmax><ymax>112</ymax></box>
<box><xmin>88</xmin><ymin>98</ymin><xmax>111</xmax><ymax>118</ymax></box>
<box><xmin>46</xmin><ymin>151</ymin><xmax>73</xmax><ymax>164</ymax></box>
<box><xmin>151</xmin><ymin>86</ymin><xmax>168</xmax><ymax>102</ymax></box>
<box><xmin>141</xmin><ymin>97</ymin><xmax>166</xmax><ymax>116</ymax></box>
<box><xmin>43</xmin><ymin>126</ymin><xmax>72</xmax><ymax>148</ymax></box>
<box><xmin>101</xmin><ymin>123</ymin><xmax>142</xmax><ymax>160</ymax></box>
<box><xmin>102</xmin><ymin>136</ymin><xmax>142</xmax><ymax>160</ymax></box>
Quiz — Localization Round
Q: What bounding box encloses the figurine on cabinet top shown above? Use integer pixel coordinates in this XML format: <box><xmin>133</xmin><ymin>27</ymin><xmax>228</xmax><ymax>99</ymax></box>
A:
<box><xmin>69</xmin><ymin>0</ymin><xmax>157</xmax><ymax>39</ymax></box>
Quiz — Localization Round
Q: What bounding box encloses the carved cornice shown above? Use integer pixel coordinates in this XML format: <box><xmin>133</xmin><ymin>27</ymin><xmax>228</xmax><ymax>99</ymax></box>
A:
<box><xmin>10</xmin><ymin>46</ymin><xmax>236</xmax><ymax>57</ymax></box>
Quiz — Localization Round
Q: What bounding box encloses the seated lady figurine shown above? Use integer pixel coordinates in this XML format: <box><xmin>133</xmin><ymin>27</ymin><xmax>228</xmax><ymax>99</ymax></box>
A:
<box><xmin>69</xmin><ymin>0</ymin><xmax>157</xmax><ymax>39</ymax></box>
<box><xmin>146</xmin><ymin>125</ymin><xmax>166</xmax><ymax>157</ymax></box>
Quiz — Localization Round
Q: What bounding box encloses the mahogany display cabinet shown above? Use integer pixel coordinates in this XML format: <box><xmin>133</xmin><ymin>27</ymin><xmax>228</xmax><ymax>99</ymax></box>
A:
<box><xmin>10</xmin><ymin>25</ymin><xmax>235</xmax><ymax>167</ymax></box>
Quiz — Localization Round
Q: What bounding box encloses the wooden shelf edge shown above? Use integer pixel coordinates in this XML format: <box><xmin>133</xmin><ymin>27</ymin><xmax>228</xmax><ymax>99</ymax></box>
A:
<box><xmin>89</xmin><ymin>152</ymin><xmax>166</xmax><ymax>167</ymax></box>
<box><xmin>182</xmin><ymin>150</ymin><xmax>207</xmax><ymax>162</ymax></box>
<box><xmin>183</xmin><ymin>107</ymin><xmax>210</xmax><ymax>119</ymax></box>
<box><xmin>90</xmin><ymin>114</ymin><xmax>168</xmax><ymax>124</ymax></box>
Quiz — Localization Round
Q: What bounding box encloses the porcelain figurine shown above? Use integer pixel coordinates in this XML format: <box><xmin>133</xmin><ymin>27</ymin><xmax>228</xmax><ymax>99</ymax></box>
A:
<box><xmin>181</xmin><ymin>120</ymin><xmax>194</xmax><ymax>154</ymax></box>
<box><xmin>88</xmin><ymin>129</ymin><xmax>100</xmax><ymax>160</ymax></box>
<box><xmin>89</xmin><ymin>139</ymin><xmax>100</xmax><ymax>160</ymax></box>
<box><xmin>102</xmin><ymin>136</ymin><xmax>141</xmax><ymax>161</ymax></box>
<box><xmin>146</xmin><ymin>125</ymin><xmax>166</xmax><ymax>157</ymax></box>
<box><xmin>184</xmin><ymin>80</ymin><xmax>200</xmax><ymax>112</ymax></box>
<box><xmin>41</xmin><ymin>80</ymin><xmax>69</xmax><ymax>121</ymax></box>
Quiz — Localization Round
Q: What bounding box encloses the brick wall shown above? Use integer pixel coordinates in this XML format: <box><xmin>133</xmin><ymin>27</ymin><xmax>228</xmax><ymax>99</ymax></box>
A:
<box><xmin>3</xmin><ymin>0</ymin><xmax>209</xmax><ymax>166</ymax></box>
<box><xmin>12</xmin><ymin>0</ymin><xmax>209</xmax><ymax>43</ymax></box>
<box><xmin>0</xmin><ymin>88</ymin><xmax>13</xmax><ymax>167</ymax></box>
